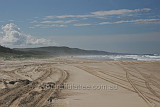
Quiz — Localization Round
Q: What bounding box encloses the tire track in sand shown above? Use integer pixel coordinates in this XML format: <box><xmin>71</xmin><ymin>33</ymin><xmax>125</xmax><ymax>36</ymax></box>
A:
<box><xmin>33</xmin><ymin>69</ymin><xmax>68</xmax><ymax>107</ymax></box>
<box><xmin>0</xmin><ymin>66</ymin><xmax>53</xmax><ymax>107</ymax></box>
<box><xmin>76</xmin><ymin>65</ymin><xmax>158</xmax><ymax>107</ymax></box>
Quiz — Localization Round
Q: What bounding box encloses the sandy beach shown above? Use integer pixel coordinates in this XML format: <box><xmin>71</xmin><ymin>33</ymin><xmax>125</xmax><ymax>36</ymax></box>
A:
<box><xmin>0</xmin><ymin>58</ymin><xmax>160</xmax><ymax>107</ymax></box>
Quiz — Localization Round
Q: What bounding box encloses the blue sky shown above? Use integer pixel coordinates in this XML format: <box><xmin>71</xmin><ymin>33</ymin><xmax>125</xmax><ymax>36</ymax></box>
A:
<box><xmin>0</xmin><ymin>0</ymin><xmax>160</xmax><ymax>54</ymax></box>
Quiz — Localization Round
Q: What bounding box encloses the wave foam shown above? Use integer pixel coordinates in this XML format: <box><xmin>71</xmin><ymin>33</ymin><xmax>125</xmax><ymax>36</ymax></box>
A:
<box><xmin>75</xmin><ymin>55</ymin><xmax>160</xmax><ymax>61</ymax></box>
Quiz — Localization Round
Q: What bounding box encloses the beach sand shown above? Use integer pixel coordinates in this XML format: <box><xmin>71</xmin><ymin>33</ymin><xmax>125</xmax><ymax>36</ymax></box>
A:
<box><xmin>0</xmin><ymin>58</ymin><xmax>160</xmax><ymax>107</ymax></box>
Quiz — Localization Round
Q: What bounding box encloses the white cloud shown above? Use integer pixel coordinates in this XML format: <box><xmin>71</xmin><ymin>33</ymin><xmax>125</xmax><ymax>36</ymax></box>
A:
<box><xmin>44</xmin><ymin>8</ymin><xmax>151</xmax><ymax>19</ymax></box>
<box><xmin>0</xmin><ymin>23</ymin><xmax>56</xmax><ymax>46</ymax></box>
<box><xmin>113</xmin><ymin>20</ymin><xmax>132</xmax><ymax>24</ymax></box>
<box><xmin>30</xmin><ymin>8</ymin><xmax>156</xmax><ymax>28</ymax></box>
<box><xmin>34</xmin><ymin>24</ymin><xmax>66</xmax><ymax>28</ymax></box>
<box><xmin>131</xmin><ymin>19</ymin><xmax>160</xmax><ymax>23</ymax></box>
<box><xmin>99</xmin><ymin>19</ymin><xmax>160</xmax><ymax>25</ymax></box>
<box><xmin>91</xmin><ymin>9</ymin><xmax>133</xmax><ymax>16</ymax></box>
<box><xmin>30</xmin><ymin>8</ymin><xmax>154</xmax><ymax>28</ymax></box>
<box><xmin>91</xmin><ymin>8</ymin><xmax>151</xmax><ymax>16</ymax></box>
<box><xmin>74</xmin><ymin>23</ymin><xmax>92</xmax><ymax>26</ymax></box>
<box><xmin>40</xmin><ymin>20</ymin><xmax>76</xmax><ymax>24</ymax></box>
<box><xmin>45</xmin><ymin>15</ymin><xmax>75</xmax><ymax>19</ymax></box>
<box><xmin>44</xmin><ymin>15</ymin><xmax>92</xmax><ymax>19</ymax></box>
<box><xmin>99</xmin><ymin>22</ymin><xmax>112</xmax><ymax>25</ymax></box>
<box><xmin>30</xmin><ymin>20</ymin><xmax>75</xmax><ymax>28</ymax></box>
<box><xmin>31</xmin><ymin>20</ymin><xmax>38</xmax><ymax>23</ymax></box>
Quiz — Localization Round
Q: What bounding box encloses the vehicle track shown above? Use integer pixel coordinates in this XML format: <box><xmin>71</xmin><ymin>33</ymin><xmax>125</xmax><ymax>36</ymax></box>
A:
<box><xmin>126</xmin><ymin>71</ymin><xmax>155</xmax><ymax>107</ymax></box>
<box><xmin>14</xmin><ymin>67</ymin><xmax>68</xmax><ymax>107</ymax></box>
<box><xmin>145</xmin><ymin>82</ymin><xmax>160</xmax><ymax>100</ymax></box>
<box><xmin>0</xmin><ymin>66</ymin><xmax>53</xmax><ymax>107</ymax></box>
<box><xmin>76</xmin><ymin>65</ymin><xmax>159</xmax><ymax>106</ymax></box>
<box><xmin>120</xmin><ymin>63</ymin><xmax>160</xmax><ymax>106</ymax></box>
<box><xmin>34</xmin><ymin>69</ymin><xmax>68</xmax><ymax>107</ymax></box>
<box><xmin>132</xmin><ymin>68</ymin><xmax>160</xmax><ymax>101</ymax></box>
<box><xmin>134</xmin><ymin>67</ymin><xmax>160</xmax><ymax>90</ymax></box>
<box><xmin>76</xmin><ymin>65</ymin><xmax>156</xmax><ymax>95</ymax></box>
<box><xmin>75</xmin><ymin>65</ymin><xmax>135</xmax><ymax>92</ymax></box>
<box><xmin>0</xmin><ymin>66</ymin><xmax>32</xmax><ymax>97</ymax></box>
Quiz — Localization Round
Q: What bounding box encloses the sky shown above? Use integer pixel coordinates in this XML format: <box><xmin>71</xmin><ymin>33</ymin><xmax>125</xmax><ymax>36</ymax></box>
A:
<box><xmin>0</xmin><ymin>0</ymin><xmax>160</xmax><ymax>54</ymax></box>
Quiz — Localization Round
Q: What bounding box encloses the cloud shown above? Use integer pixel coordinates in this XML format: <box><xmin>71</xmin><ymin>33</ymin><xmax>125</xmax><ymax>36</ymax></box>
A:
<box><xmin>40</xmin><ymin>20</ymin><xmax>76</xmax><ymax>24</ymax></box>
<box><xmin>30</xmin><ymin>20</ymin><xmax>38</xmax><ymax>23</ymax></box>
<box><xmin>44</xmin><ymin>8</ymin><xmax>151</xmax><ymax>19</ymax></box>
<box><xmin>91</xmin><ymin>8</ymin><xmax>151</xmax><ymax>16</ymax></box>
<box><xmin>132</xmin><ymin>19</ymin><xmax>160</xmax><ymax>23</ymax></box>
<box><xmin>0</xmin><ymin>23</ymin><xmax>56</xmax><ymax>46</ymax></box>
<box><xmin>99</xmin><ymin>18</ymin><xmax>160</xmax><ymax>25</ymax></box>
<box><xmin>34</xmin><ymin>24</ymin><xmax>66</xmax><ymax>28</ymax></box>
<box><xmin>74</xmin><ymin>23</ymin><xmax>92</xmax><ymax>26</ymax></box>
<box><xmin>30</xmin><ymin>8</ymin><xmax>155</xmax><ymax>28</ymax></box>
<box><xmin>30</xmin><ymin>20</ymin><xmax>75</xmax><ymax>28</ymax></box>
<box><xmin>99</xmin><ymin>22</ymin><xmax>112</xmax><ymax>25</ymax></box>
<box><xmin>44</xmin><ymin>15</ymin><xmax>91</xmax><ymax>19</ymax></box>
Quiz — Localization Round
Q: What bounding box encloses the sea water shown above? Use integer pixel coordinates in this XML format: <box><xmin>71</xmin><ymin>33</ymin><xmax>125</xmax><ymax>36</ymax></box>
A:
<box><xmin>75</xmin><ymin>54</ymin><xmax>160</xmax><ymax>61</ymax></box>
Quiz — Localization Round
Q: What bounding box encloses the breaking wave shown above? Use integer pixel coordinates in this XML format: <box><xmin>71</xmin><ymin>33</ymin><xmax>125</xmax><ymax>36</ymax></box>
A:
<box><xmin>75</xmin><ymin>54</ymin><xmax>160</xmax><ymax>61</ymax></box>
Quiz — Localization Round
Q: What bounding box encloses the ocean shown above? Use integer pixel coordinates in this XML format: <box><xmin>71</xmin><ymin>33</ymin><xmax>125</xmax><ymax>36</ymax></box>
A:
<box><xmin>75</xmin><ymin>54</ymin><xmax>160</xmax><ymax>61</ymax></box>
